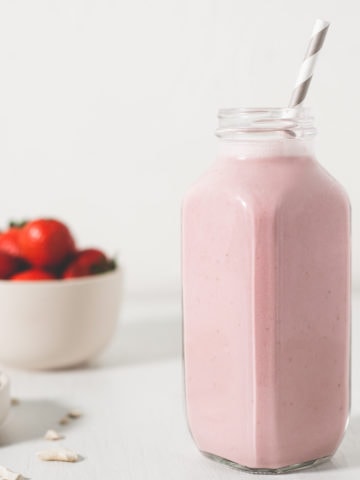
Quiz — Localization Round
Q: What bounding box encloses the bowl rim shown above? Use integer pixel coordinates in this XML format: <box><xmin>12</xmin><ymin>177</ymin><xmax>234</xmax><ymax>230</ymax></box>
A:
<box><xmin>0</xmin><ymin>267</ymin><xmax>121</xmax><ymax>287</ymax></box>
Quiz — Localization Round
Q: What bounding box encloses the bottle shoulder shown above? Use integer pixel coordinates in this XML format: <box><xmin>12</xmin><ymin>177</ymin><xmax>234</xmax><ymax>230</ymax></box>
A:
<box><xmin>183</xmin><ymin>156</ymin><xmax>350</xmax><ymax>213</ymax></box>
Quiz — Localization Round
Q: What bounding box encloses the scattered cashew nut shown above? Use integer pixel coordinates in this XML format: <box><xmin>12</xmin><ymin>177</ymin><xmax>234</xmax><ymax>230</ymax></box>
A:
<box><xmin>44</xmin><ymin>429</ymin><xmax>63</xmax><ymax>441</ymax></box>
<box><xmin>0</xmin><ymin>465</ymin><xmax>24</xmax><ymax>480</ymax></box>
<box><xmin>37</xmin><ymin>448</ymin><xmax>79</xmax><ymax>462</ymax></box>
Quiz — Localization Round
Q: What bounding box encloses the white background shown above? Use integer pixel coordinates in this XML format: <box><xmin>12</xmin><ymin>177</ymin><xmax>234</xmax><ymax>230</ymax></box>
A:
<box><xmin>0</xmin><ymin>0</ymin><xmax>358</xmax><ymax>299</ymax></box>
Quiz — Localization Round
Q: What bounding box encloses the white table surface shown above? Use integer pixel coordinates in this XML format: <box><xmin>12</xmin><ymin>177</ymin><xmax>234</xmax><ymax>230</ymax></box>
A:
<box><xmin>0</xmin><ymin>295</ymin><xmax>359</xmax><ymax>480</ymax></box>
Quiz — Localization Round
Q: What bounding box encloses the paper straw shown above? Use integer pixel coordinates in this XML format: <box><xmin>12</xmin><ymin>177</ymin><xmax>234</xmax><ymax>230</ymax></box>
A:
<box><xmin>288</xmin><ymin>19</ymin><xmax>330</xmax><ymax>108</ymax></box>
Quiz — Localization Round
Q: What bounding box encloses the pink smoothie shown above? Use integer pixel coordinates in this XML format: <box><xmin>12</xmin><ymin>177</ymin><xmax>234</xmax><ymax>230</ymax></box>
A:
<box><xmin>182</xmin><ymin>142</ymin><xmax>350</xmax><ymax>470</ymax></box>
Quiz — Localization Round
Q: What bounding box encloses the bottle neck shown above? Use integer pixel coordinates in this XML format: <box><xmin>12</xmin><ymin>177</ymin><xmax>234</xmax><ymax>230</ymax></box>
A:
<box><xmin>216</xmin><ymin>106</ymin><xmax>316</xmax><ymax>160</ymax></box>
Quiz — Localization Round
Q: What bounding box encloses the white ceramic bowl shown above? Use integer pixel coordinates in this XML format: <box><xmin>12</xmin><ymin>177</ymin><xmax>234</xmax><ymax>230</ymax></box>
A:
<box><xmin>0</xmin><ymin>270</ymin><xmax>121</xmax><ymax>370</ymax></box>
<box><xmin>0</xmin><ymin>373</ymin><xmax>10</xmax><ymax>424</ymax></box>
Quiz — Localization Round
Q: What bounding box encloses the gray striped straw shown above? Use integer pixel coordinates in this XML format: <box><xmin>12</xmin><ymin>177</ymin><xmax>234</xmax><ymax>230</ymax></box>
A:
<box><xmin>289</xmin><ymin>19</ymin><xmax>330</xmax><ymax>108</ymax></box>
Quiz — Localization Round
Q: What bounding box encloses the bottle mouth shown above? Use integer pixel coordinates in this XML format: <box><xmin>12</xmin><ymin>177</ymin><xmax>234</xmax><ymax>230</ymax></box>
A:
<box><xmin>216</xmin><ymin>107</ymin><xmax>316</xmax><ymax>139</ymax></box>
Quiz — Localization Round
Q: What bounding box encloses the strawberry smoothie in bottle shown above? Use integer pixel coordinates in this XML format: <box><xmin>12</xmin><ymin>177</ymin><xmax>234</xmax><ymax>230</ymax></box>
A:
<box><xmin>182</xmin><ymin>106</ymin><xmax>350</xmax><ymax>473</ymax></box>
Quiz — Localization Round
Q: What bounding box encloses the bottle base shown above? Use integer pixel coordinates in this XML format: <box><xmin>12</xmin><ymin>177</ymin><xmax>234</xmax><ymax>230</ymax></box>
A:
<box><xmin>202</xmin><ymin>451</ymin><xmax>331</xmax><ymax>474</ymax></box>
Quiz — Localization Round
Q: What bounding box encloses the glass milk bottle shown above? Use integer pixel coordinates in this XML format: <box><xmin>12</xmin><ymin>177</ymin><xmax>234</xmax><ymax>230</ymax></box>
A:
<box><xmin>182</xmin><ymin>107</ymin><xmax>350</xmax><ymax>473</ymax></box>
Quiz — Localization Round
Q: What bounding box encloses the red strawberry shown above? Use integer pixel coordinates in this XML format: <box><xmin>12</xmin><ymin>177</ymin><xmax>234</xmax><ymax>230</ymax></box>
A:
<box><xmin>11</xmin><ymin>269</ymin><xmax>56</xmax><ymax>281</ymax></box>
<box><xmin>19</xmin><ymin>219</ymin><xmax>76</xmax><ymax>268</ymax></box>
<box><xmin>63</xmin><ymin>248</ymin><xmax>115</xmax><ymax>279</ymax></box>
<box><xmin>0</xmin><ymin>222</ymin><xmax>26</xmax><ymax>258</ymax></box>
<box><xmin>0</xmin><ymin>251</ymin><xmax>22</xmax><ymax>279</ymax></box>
